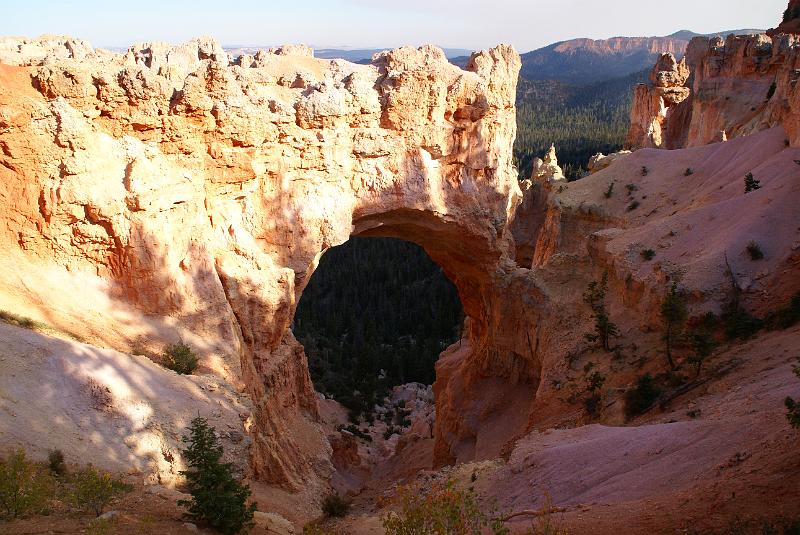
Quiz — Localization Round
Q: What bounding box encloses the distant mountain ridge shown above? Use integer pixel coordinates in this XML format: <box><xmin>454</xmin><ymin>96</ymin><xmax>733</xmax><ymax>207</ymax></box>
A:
<box><xmin>519</xmin><ymin>28</ymin><xmax>765</xmax><ymax>85</ymax></box>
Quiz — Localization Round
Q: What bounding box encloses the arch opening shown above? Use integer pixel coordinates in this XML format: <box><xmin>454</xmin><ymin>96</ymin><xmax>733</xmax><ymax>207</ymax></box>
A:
<box><xmin>293</xmin><ymin>236</ymin><xmax>464</xmax><ymax>430</ymax></box>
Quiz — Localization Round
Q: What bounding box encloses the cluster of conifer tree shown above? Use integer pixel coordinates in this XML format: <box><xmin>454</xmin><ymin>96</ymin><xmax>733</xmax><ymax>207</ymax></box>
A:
<box><xmin>293</xmin><ymin>237</ymin><xmax>463</xmax><ymax>419</ymax></box>
<box><xmin>514</xmin><ymin>70</ymin><xmax>646</xmax><ymax>179</ymax></box>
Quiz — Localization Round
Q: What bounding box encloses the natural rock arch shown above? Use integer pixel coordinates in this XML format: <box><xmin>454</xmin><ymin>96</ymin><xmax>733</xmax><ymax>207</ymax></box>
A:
<box><xmin>0</xmin><ymin>37</ymin><xmax>547</xmax><ymax>490</ymax></box>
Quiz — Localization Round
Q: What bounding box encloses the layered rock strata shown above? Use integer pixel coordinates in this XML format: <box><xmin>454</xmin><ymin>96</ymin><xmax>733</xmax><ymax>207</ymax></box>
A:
<box><xmin>627</xmin><ymin>31</ymin><xmax>800</xmax><ymax>149</ymax></box>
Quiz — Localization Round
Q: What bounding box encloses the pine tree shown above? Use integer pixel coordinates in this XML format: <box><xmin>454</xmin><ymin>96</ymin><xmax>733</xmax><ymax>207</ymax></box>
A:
<box><xmin>583</xmin><ymin>272</ymin><xmax>619</xmax><ymax>351</ymax></box>
<box><xmin>660</xmin><ymin>282</ymin><xmax>688</xmax><ymax>370</ymax></box>
<box><xmin>744</xmin><ymin>172</ymin><xmax>761</xmax><ymax>193</ymax></box>
<box><xmin>178</xmin><ymin>417</ymin><xmax>256</xmax><ymax>534</ymax></box>
<box><xmin>786</xmin><ymin>364</ymin><xmax>800</xmax><ymax>429</ymax></box>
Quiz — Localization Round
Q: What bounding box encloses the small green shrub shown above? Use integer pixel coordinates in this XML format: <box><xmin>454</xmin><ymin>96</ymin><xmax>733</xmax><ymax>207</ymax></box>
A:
<box><xmin>322</xmin><ymin>494</ymin><xmax>350</xmax><ymax>518</ymax></box>
<box><xmin>47</xmin><ymin>449</ymin><xmax>67</xmax><ymax>477</ymax></box>
<box><xmin>641</xmin><ymin>249</ymin><xmax>656</xmax><ymax>261</ymax></box>
<box><xmin>722</xmin><ymin>303</ymin><xmax>763</xmax><ymax>341</ymax></box>
<box><xmin>603</xmin><ymin>182</ymin><xmax>615</xmax><ymax>199</ymax></box>
<box><xmin>764</xmin><ymin>293</ymin><xmax>800</xmax><ymax>330</ymax></box>
<box><xmin>686</xmin><ymin>313</ymin><xmax>719</xmax><ymax>376</ymax></box>
<box><xmin>684</xmin><ymin>168</ymin><xmax>694</xmax><ymax>176</ymax></box>
<box><xmin>0</xmin><ymin>310</ymin><xmax>38</xmax><ymax>330</ymax></box>
<box><xmin>523</xmin><ymin>495</ymin><xmax>569</xmax><ymax>535</ymax></box>
<box><xmin>0</xmin><ymin>449</ymin><xmax>55</xmax><ymax>519</ymax></box>
<box><xmin>624</xmin><ymin>374</ymin><xmax>662</xmax><ymax>420</ymax></box>
<box><xmin>163</xmin><ymin>342</ymin><xmax>198</xmax><ymax>375</ymax></box>
<box><xmin>179</xmin><ymin>417</ymin><xmax>257</xmax><ymax>535</ymax></box>
<box><xmin>662</xmin><ymin>370</ymin><xmax>687</xmax><ymax>388</ymax></box>
<box><xmin>68</xmin><ymin>466</ymin><xmax>132</xmax><ymax>517</ymax></box>
<box><xmin>786</xmin><ymin>364</ymin><xmax>800</xmax><ymax>429</ymax></box>
<box><xmin>720</xmin><ymin>256</ymin><xmax>763</xmax><ymax>341</ymax></box>
<box><xmin>625</xmin><ymin>183</ymin><xmax>638</xmax><ymax>194</ymax></box>
<box><xmin>661</xmin><ymin>282</ymin><xmax>688</xmax><ymax>369</ymax></box>
<box><xmin>381</xmin><ymin>481</ymin><xmax>508</xmax><ymax>535</ymax></box>
<box><xmin>746</xmin><ymin>241</ymin><xmax>764</xmax><ymax>260</ymax></box>
<box><xmin>627</xmin><ymin>201</ymin><xmax>640</xmax><ymax>212</ymax></box>
<box><xmin>766</xmin><ymin>81</ymin><xmax>777</xmax><ymax>101</ymax></box>
<box><xmin>744</xmin><ymin>172</ymin><xmax>761</xmax><ymax>193</ymax></box>
<box><xmin>584</xmin><ymin>371</ymin><xmax>605</xmax><ymax>417</ymax></box>
<box><xmin>583</xmin><ymin>273</ymin><xmax>619</xmax><ymax>352</ymax></box>
<box><xmin>87</xmin><ymin>517</ymin><xmax>116</xmax><ymax>535</ymax></box>
<box><xmin>640</xmin><ymin>166</ymin><xmax>648</xmax><ymax>177</ymax></box>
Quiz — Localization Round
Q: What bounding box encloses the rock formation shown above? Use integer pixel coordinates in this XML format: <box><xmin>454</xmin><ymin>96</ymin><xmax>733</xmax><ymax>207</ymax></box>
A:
<box><xmin>627</xmin><ymin>29</ymin><xmax>800</xmax><ymax>149</ymax></box>
<box><xmin>510</xmin><ymin>145</ymin><xmax>566</xmax><ymax>267</ymax></box>
<box><xmin>587</xmin><ymin>150</ymin><xmax>632</xmax><ymax>173</ymax></box>
<box><xmin>625</xmin><ymin>53</ymin><xmax>691</xmax><ymax>149</ymax></box>
<box><xmin>529</xmin><ymin>144</ymin><xmax>565</xmax><ymax>182</ymax></box>
<box><xmin>2</xmin><ymin>16</ymin><xmax>800</xmax><ymax>528</ymax></box>
<box><xmin>0</xmin><ymin>35</ymin><xmax>527</xmax><ymax>488</ymax></box>
<box><xmin>770</xmin><ymin>0</ymin><xmax>800</xmax><ymax>36</ymax></box>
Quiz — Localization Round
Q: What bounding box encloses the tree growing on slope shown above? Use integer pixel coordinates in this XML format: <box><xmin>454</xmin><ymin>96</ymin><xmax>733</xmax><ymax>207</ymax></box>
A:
<box><xmin>661</xmin><ymin>281</ymin><xmax>688</xmax><ymax>370</ymax></box>
<box><xmin>179</xmin><ymin>417</ymin><xmax>257</xmax><ymax>534</ymax></box>
<box><xmin>786</xmin><ymin>363</ymin><xmax>800</xmax><ymax>429</ymax></box>
<box><xmin>744</xmin><ymin>172</ymin><xmax>761</xmax><ymax>193</ymax></box>
<box><xmin>583</xmin><ymin>272</ymin><xmax>619</xmax><ymax>352</ymax></box>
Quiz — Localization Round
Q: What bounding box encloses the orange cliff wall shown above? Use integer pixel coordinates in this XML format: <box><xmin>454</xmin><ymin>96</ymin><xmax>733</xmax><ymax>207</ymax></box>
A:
<box><xmin>627</xmin><ymin>33</ymin><xmax>800</xmax><ymax>150</ymax></box>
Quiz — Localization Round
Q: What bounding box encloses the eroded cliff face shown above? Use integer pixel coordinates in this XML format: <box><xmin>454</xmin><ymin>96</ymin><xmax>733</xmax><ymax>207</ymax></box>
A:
<box><xmin>627</xmin><ymin>32</ymin><xmax>800</xmax><ymax>149</ymax></box>
<box><xmin>0</xmin><ymin>36</ymin><xmax>531</xmax><ymax>488</ymax></box>
<box><xmin>770</xmin><ymin>0</ymin><xmax>800</xmax><ymax>36</ymax></box>
<box><xmin>625</xmin><ymin>53</ymin><xmax>691</xmax><ymax>149</ymax></box>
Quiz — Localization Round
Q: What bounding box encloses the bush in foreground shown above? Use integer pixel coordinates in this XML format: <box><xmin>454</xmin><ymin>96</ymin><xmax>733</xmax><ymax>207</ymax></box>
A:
<box><xmin>68</xmin><ymin>466</ymin><xmax>132</xmax><ymax>517</ymax></box>
<box><xmin>322</xmin><ymin>494</ymin><xmax>350</xmax><ymax>518</ymax></box>
<box><xmin>163</xmin><ymin>342</ymin><xmax>199</xmax><ymax>375</ymax></box>
<box><xmin>624</xmin><ymin>374</ymin><xmax>662</xmax><ymax>420</ymax></box>
<box><xmin>47</xmin><ymin>449</ymin><xmax>67</xmax><ymax>477</ymax></box>
<box><xmin>382</xmin><ymin>481</ymin><xmax>508</xmax><ymax>535</ymax></box>
<box><xmin>179</xmin><ymin>417</ymin><xmax>257</xmax><ymax>534</ymax></box>
<box><xmin>0</xmin><ymin>449</ymin><xmax>55</xmax><ymax>520</ymax></box>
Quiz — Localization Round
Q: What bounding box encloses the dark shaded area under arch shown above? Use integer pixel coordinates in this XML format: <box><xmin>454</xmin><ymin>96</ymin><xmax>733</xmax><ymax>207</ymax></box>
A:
<box><xmin>293</xmin><ymin>237</ymin><xmax>463</xmax><ymax>420</ymax></box>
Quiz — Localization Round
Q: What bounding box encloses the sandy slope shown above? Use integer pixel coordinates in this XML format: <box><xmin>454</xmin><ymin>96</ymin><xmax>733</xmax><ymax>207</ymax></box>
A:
<box><xmin>0</xmin><ymin>322</ymin><xmax>252</xmax><ymax>485</ymax></box>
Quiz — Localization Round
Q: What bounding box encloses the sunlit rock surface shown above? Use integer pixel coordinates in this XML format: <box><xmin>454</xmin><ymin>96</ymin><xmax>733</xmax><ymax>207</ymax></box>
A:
<box><xmin>0</xmin><ymin>35</ymin><xmax>528</xmax><ymax>488</ymax></box>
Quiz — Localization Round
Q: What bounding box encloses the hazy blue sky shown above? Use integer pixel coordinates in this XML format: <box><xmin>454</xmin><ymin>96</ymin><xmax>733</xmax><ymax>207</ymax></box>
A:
<box><xmin>2</xmin><ymin>0</ymin><xmax>786</xmax><ymax>52</ymax></box>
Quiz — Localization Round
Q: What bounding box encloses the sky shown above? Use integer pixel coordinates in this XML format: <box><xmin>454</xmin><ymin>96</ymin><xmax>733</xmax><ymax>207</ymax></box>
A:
<box><xmin>1</xmin><ymin>0</ymin><xmax>787</xmax><ymax>53</ymax></box>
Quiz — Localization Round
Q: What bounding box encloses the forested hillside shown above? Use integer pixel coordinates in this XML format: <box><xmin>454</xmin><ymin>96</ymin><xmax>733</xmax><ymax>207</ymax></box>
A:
<box><xmin>293</xmin><ymin>238</ymin><xmax>463</xmax><ymax>419</ymax></box>
<box><xmin>514</xmin><ymin>69</ymin><xmax>647</xmax><ymax>179</ymax></box>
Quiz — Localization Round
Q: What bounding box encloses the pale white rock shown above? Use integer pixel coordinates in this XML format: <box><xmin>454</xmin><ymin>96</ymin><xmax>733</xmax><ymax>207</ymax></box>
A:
<box><xmin>530</xmin><ymin>144</ymin><xmax>565</xmax><ymax>181</ymax></box>
<box><xmin>588</xmin><ymin>150</ymin><xmax>632</xmax><ymax>174</ymax></box>
<box><xmin>253</xmin><ymin>511</ymin><xmax>296</xmax><ymax>534</ymax></box>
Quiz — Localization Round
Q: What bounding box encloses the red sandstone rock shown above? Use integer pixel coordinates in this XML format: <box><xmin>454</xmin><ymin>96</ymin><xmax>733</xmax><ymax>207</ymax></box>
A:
<box><xmin>0</xmin><ymin>36</ymin><xmax>524</xmax><ymax>487</ymax></box>
<box><xmin>625</xmin><ymin>53</ymin><xmax>691</xmax><ymax>149</ymax></box>
<box><xmin>769</xmin><ymin>0</ymin><xmax>800</xmax><ymax>36</ymax></box>
<box><xmin>627</xmin><ymin>32</ymin><xmax>800</xmax><ymax>150</ymax></box>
